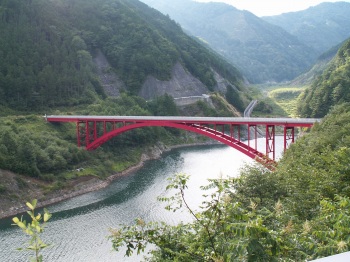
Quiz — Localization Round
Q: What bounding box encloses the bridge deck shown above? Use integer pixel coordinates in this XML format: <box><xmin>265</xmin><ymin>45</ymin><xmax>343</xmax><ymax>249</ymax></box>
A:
<box><xmin>46</xmin><ymin>115</ymin><xmax>320</xmax><ymax>127</ymax></box>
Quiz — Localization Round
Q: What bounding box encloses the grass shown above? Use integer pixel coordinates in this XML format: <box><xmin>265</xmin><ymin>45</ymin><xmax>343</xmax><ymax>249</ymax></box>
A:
<box><xmin>112</xmin><ymin>161</ymin><xmax>135</xmax><ymax>172</ymax></box>
<box><xmin>268</xmin><ymin>87</ymin><xmax>305</xmax><ymax>117</ymax></box>
<box><xmin>248</xmin><ymin>83</ymin><xmax>310</xmax><ymax>117</ymax></box>
<box><xmin>256</xmin><ymin>84</ymin><xmax>307</xmax><ymax>117</ymax></box>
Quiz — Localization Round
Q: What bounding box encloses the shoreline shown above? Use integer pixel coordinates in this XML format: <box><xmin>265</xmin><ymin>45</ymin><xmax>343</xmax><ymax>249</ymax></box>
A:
<box><xmin>0</xmin><ymin>142</ymin><xmax>216</xmax><ymax>220</ymax></box>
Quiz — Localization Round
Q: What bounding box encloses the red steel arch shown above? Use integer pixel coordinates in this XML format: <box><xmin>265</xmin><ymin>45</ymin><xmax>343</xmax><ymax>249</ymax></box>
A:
<box><xmin>46</xmin><ymin>115</ymin><xmax>320</xmax><ymax>169</ymax></box>
<box><xmin>87</xmin><ymin>121</ymin><xmax>267</xmax><ymax>160</ymax></box>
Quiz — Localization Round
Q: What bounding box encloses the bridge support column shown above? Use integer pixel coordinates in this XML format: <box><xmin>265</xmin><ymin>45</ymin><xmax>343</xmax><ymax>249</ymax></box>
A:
<box><xmin>77</xmin><ymin>122</ymin><xmax>81</xmax><ymax>147</ymax></box>
<box><xmin>266</xmin><ymin>125</ymin><xmax>275</xmax><ymax>160</ymax></box>
<box><xmin>238</xmin><ymin>125</ymin><xmax>241</xmax><ymax>141</ymax></box>
<box><xmin>230</xmin><ymin>124</ymin><xmax>241</xmax><ymax>141</ymax></box>
<box><xmin>254</xmin><ymin>125</ymin><xmax>257</xmax><ymax>150</ymax></box>
<box><xmin>77</xmin><ymin>121</ymin><xmax>86</xmax><ymax>148</ymax></box>
<box><xmin>248</xmin><ymin>124</ymin><xmax>258</xmax><ymax>150</ymax></box>
<box><xmin>284</xmin><ymin>126</ymin><xmax>295</xmax><ymax>152</ymax></box>
<box><xmin>248</xmin><ymin>125</ymin><xmax>250</xmax><ymax>147</ymax></box>
<box><xmin>93</xmin><ymin>121</ymin><xmax>97</xmax><ymax>141</ymax></box>
<box><xmin>85</xmin><ymin>121</ymin><xmax>90</xmax><ymax>147</ymax></box>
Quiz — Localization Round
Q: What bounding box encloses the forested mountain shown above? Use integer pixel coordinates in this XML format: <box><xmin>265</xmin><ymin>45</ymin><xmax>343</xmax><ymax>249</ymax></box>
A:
<box><xmin>263</xmin><ymin>2</ymin><xmax>350</xmax><ymax>54</ymax></box>
<box><xmin>290</xmin><ymin>41</ymin><xmax>343</xmax><ymax>86</ymax></box>
<box><xmin>0</xmin><ymin>0</ymin><xmax>251</xmax><ymax>206</ymax></box>
<box><xmin>0</xmin><ymin>0</ymin><xmax>245</xmax><ymax>111</ymax></box>
<box><xmin>140</xmin><ymin>0</ymin><xmax>318</xmax><ymax>83</ymax></box>
<box><xmin>298</xmin><ymin>38</ymin><xmax>350</xmax><ymax>117</ymax></box>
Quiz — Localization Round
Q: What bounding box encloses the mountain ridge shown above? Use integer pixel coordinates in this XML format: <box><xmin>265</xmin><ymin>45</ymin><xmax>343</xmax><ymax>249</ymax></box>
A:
<box><xmin>140</xmin><ymin>0</ymin><xmax>319</xmax><ymax>83</ymax></box>
<box><xmin>263</xmin><ymin>2</ymin><xmax>350</xmax><ymax>53</ymax></box>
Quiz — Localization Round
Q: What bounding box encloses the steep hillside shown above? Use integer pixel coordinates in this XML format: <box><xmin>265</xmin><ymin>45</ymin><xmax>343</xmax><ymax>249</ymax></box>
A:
<box><xmin>0</xmin><ymin>0</ymin><xmax>246</xmax><ymax>111</ymax></box>
<box><xmin>140</xmin><ymin>0</ymin><xmax>318</xmax><ymax>83</ymax></box>
<box><xmin>263</xmin><ymin>2</ymin><xmax>350</xmax><ymax>53</ymax></box>
<box><xmin>290</xmin><ymin>42</ymin><xmax>342</xmax><ymax>86</ymax></box>
<box><xmin>298</xmin><ymin>38</ymin><xmax>350</xmax><ymax>117</ymax></box>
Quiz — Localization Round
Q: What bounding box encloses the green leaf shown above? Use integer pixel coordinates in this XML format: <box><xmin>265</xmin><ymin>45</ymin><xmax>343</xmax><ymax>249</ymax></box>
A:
<box><xmin>26</xmin><ymin>202</ymin><xmax>34</xmax><ymax>210</ymax></box>
<box><xmin>44</xmin><ymin>212</ymin><xmax>51</xmax><ymax>222</ymax></box>
<box><xmin>17</xmin><ymin>221</ymin><xmax>27</xmax><ymax>230</ymax></box>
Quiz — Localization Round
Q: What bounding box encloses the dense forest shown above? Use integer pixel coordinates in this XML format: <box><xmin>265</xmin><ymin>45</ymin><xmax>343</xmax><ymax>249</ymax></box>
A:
<box><xmin>298</xmin><ymin>38</ymin><xmax>350</xmax><ymax>117</ymax></box>
<box><xmin>0</xmin><ymin>0</ymin><xmax>245</xmax><ymax>111</ymax></box>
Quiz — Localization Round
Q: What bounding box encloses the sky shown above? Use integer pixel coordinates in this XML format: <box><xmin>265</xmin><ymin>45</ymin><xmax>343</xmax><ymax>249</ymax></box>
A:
<box><xmin>195</xmin><ymin>0</ymin><xmax>350</xmax><ymax>16</ymax></box>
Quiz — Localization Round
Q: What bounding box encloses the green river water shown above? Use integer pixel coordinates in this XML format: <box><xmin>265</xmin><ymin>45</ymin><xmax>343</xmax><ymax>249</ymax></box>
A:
<box><xmin>0</xmin><ymin>138</ymin><xmax>283</xmax><ymax>261</ymax></box>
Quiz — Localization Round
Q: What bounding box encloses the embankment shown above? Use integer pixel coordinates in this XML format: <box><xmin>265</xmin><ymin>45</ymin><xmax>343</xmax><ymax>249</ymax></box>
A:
<box><xmin>0</xmin><ymin>142</ymin><xmax>214</xmax><ymax>219</ymax></box>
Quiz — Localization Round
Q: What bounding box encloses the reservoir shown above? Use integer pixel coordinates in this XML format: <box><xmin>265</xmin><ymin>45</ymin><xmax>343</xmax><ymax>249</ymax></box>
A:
<box><xmin>0</xmin><ymin>137</ymin><xmax>284</xmax><ymax>261</ymax></box>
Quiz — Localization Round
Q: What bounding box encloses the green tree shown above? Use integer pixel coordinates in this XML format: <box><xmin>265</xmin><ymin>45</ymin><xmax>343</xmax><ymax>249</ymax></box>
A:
<box><xmin>110</xmin><ymin>174</ymin><xmax>280</xmax><ymax>261</ymax></box>
<box><xmin>12</xmin><ymin>200</ymin><xmax>52</xmax><ymax>262</ymax></box>
<box><xmin>148</xmin><ymin>94</ymin><xmax>179</xmax><ymax>116</ymax></box>
<box><xmin>17</xmin><ymin>134</ymin><xmax>40</xmax><ymax>177</ymax></box>
<box><xmin>226</xmin><ymin>85</ymin><xmax>245</xmax><ymax>112</ymax></box>
<box><xmin>298</xmin><ymin>39</ymin><xmax>350</xmax><ymax>117</ymax></box>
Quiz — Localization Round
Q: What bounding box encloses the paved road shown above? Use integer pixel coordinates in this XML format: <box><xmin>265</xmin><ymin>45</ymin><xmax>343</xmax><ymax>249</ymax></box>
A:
<box><xmin>244</xmin><ymin>100</ymin><xmax>258</xmax><ymax>117</ymax></box>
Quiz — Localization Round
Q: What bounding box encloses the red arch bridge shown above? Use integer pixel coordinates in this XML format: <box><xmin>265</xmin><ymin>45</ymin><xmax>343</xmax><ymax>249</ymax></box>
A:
<box><xmin>46</xmin><ymin>115</ymin><xmax>320</xmax><ymax>169</ymax></box>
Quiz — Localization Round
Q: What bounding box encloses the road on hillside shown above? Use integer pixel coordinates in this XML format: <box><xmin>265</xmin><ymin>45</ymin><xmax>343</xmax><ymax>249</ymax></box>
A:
<box><xmin>244</xmin><ymin>100</ymin><xmax>258</xmax><ymax>117</ymax></box>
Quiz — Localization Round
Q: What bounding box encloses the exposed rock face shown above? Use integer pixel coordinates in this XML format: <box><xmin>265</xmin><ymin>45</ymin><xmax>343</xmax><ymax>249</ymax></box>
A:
<box><xmin>93</xmin><ymin>49</ymin><xmax>126</xmax><ymax>96</ymax></box>
<box><xmin>212</xmin><ymin>70</ymin><xmax>233</xmax><ymax>93</ymax></box>
<box><xmin>139</xmin><ymin>62</ymin><xmax>208</xmax><ymax>100</ymax></box>
<box><xmin>93</xmin><ymin>50</ymin><xmax>236</xmax><ymax>105</ymax></box>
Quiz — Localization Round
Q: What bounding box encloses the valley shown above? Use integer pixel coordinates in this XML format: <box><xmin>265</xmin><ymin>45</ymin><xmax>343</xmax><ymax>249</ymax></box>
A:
<box><xmin>1</xmin><ymin>0</ymin><xmax>350</xmax><ymax>260</ymax></box>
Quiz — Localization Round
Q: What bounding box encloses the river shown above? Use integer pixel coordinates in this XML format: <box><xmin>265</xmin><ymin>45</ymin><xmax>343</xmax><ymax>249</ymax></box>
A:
<box><xmin>0</xmin><ymin>137</ymin><xmax>284</xmax><ymax>261</ymax></box>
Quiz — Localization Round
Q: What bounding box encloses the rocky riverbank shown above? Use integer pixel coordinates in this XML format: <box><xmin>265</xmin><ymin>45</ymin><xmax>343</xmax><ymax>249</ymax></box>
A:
<box><xmin>0</xmin><ymin>142</ymin><xmax>214</xmax><ymax>220</ymax></box>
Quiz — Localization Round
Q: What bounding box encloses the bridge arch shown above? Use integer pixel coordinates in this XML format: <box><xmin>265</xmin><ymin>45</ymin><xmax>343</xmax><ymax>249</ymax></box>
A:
<box><xmin>88</xmin><ymin>121</ymin><xmax>263</xmax><ymax>158</ymax></box>
<box><xmin>83</xmin><ymin>121</ymin><xmax>274</xmax><ymax>168</ymax></box>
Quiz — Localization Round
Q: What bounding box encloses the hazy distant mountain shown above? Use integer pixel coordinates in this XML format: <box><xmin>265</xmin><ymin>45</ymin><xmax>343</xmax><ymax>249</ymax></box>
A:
<box><xmin>140</xmin><ymin>0</ymin><xmax>318</xmax><ymax>84</ymax></box>
<box><xmin>263</xmin><ymin>2</ymin><xmax>350</xmax><ymax>53</ymax></box>
<box><xmin>290</xmin><ymin>41</ymin><xmax>344</xmax><ymax>86</ymax></box>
